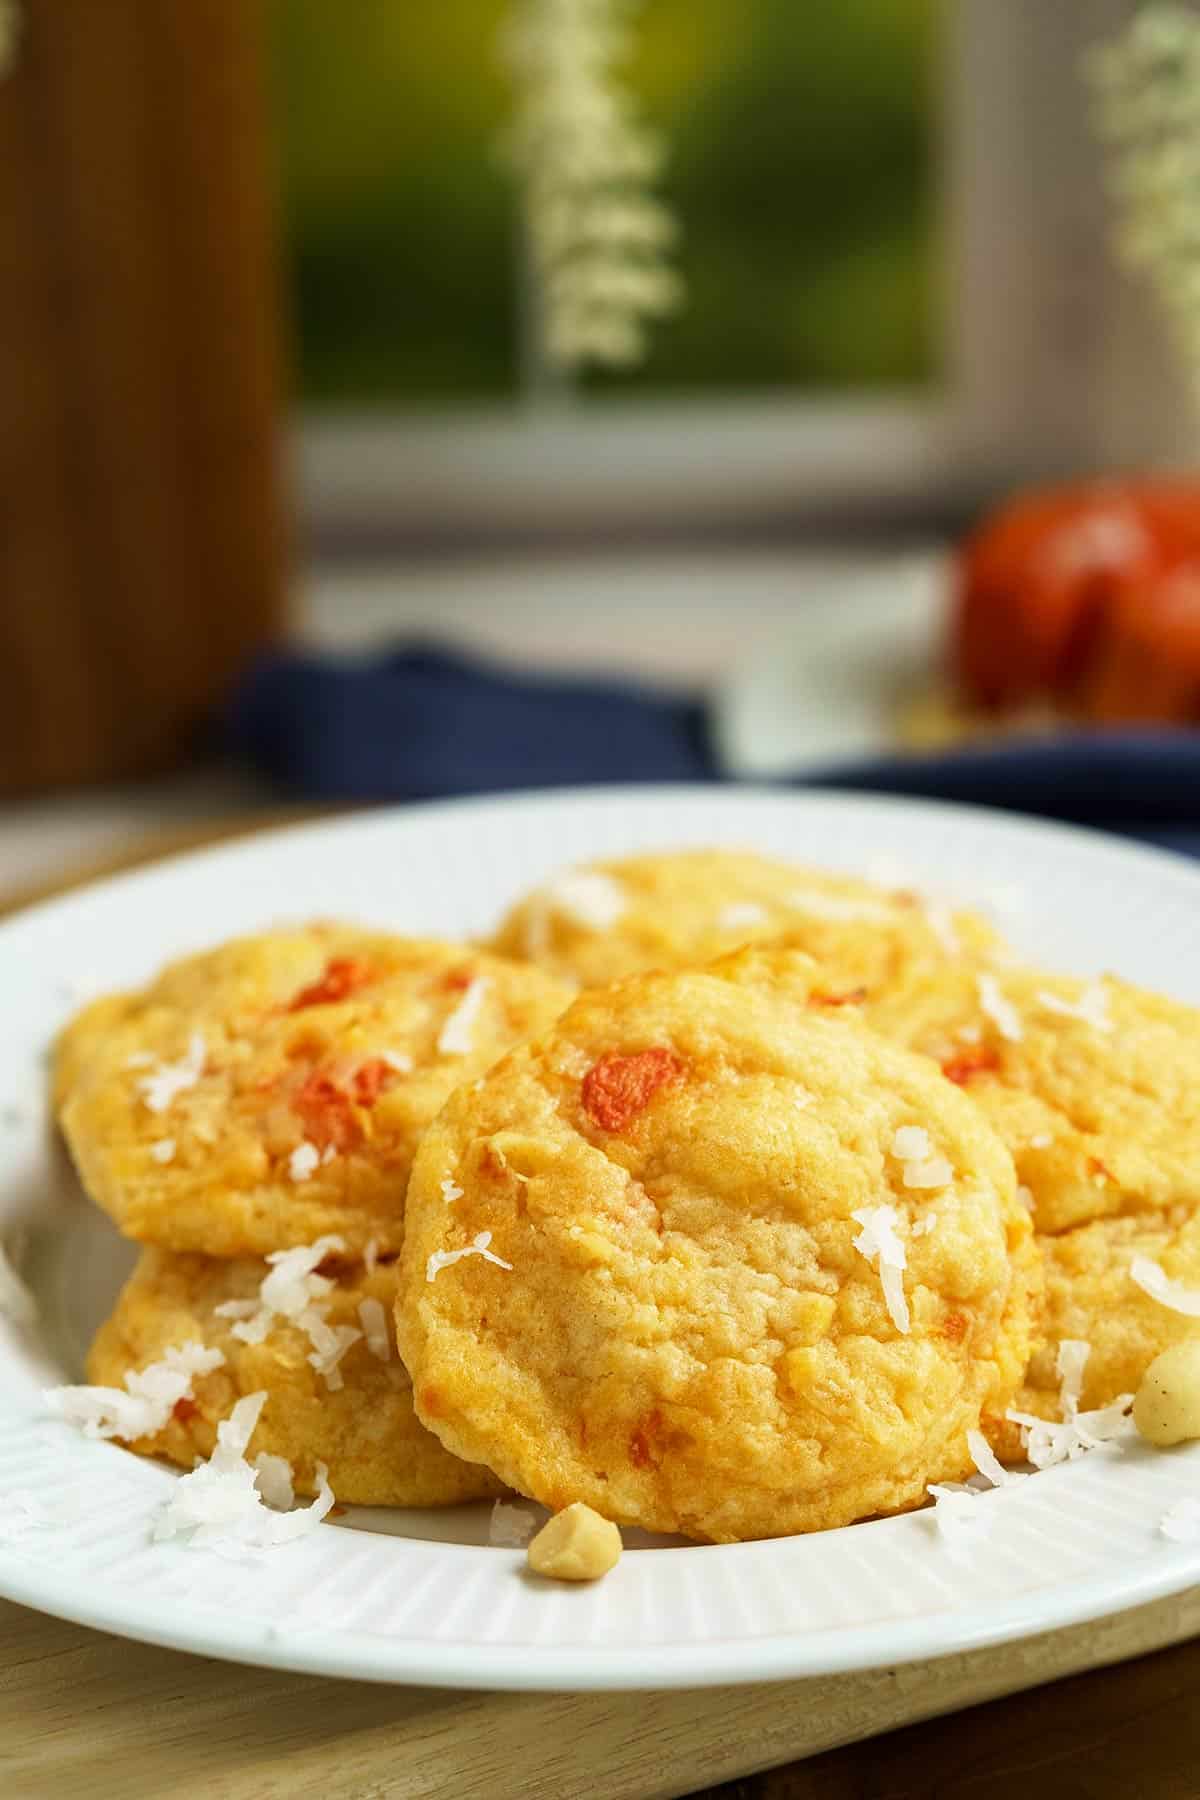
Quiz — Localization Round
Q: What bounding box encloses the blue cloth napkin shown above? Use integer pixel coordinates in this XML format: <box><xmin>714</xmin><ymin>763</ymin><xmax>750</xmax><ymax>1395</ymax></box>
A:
<box><xmin>223</xmin><ymin>646</ymin><xmax>1200</xmax><ymax>857</ymax></box>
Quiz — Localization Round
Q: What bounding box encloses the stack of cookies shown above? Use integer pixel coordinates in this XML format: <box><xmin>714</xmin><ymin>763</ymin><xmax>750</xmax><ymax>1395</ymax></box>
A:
<box><xmin>52</xmin><ymin>851</ymin><xmax>1200</xmax><ymax>1542</ymax></box>
<box><xmin>54</xmin><ymin>926</ymin><xmax>570</xmax><ymax>1506</ymax></box>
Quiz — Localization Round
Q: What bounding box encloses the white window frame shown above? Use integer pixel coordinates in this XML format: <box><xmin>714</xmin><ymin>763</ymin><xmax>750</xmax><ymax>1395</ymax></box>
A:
<box><xmin>296</xmin><ymin>0</ymin><xmax>1198</xmax><ymax>547</ymax></box>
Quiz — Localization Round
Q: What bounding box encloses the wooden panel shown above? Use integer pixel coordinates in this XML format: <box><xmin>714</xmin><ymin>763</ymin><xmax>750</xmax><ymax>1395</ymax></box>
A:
<box><xmin>0</xmin><ymin>0</ymin><xmax>286</xmax><ymax>794</ymax></box>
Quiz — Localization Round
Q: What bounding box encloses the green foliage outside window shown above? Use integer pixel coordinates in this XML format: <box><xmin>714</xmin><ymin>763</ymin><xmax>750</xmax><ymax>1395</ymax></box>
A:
<box><xmin>270</xmin><ymin>0</ymin><xmax>938</xmax><ymax>405</ymax></box>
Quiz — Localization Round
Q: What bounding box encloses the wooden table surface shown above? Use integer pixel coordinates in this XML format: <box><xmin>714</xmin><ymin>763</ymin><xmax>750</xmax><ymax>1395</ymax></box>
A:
<box><xmin>5</xmin><ymin>1586</ymin><xmax>1200</xmax><ymax>1800</ymax></box>
<box><xmin>4</xmin><ymin>815</ymin><xmax>1199</xmax><ymax>1800</ymax></box>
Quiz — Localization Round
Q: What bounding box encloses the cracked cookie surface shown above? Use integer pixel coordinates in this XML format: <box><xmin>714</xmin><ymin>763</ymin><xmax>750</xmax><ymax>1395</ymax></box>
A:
<box><xmin>397</xmin><ymin>950</ymin><xmax>1037</xmax><ymax>1542</ymax></box>
<box><xmin>57</xmin><ymin>926</ymin><xmax>571</xmax><ymax>1257</ymax></box>
<box><xmin>858</xmin><ymin>962</ymin><xmax>1200</xmax><ymax>1237</ymax></box>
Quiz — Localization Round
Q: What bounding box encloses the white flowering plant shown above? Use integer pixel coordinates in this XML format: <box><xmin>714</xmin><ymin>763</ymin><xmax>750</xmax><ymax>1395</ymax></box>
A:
<box><xmin>1088</xmin><ymin>2</ymin><xmax>1200</xmax><ymax>388</ymax></box>
<box><xmin>502</xmin><ymin>0</ymin><xmax>683</xmax><ymax>377</ymax></box>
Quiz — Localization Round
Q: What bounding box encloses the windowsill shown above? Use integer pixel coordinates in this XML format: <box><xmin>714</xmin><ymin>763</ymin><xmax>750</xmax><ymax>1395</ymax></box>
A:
<box><xmin>295</xmin><ymin>543</ymin><xmax>928</xmax><ymax>685</ymax></box>
<box><xmin>294</xmin><ymin>393</ymin><xmax>1006</xmax><ymax>554</ymax></box>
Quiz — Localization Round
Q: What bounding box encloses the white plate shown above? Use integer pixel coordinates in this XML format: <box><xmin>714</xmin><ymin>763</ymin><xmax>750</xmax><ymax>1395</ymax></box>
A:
<box><xmin>3</xmin><ymin>785</ymin><xmax>1200</xmax><ymax>1693</ymax></box>
<box><xmin>711</xmin><ymin>556</ymin><xmax>945</xmax><ymax>776</ymax></box>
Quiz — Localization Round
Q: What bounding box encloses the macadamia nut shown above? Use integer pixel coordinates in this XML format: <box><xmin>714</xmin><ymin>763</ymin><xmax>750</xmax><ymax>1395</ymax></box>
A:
<box><xmin>1133</xmin><ymin>1340</ymin><xmax>1200</xmax><ymax>1446</ymax></box>
<box><xmin>526</xmin><ymin>1502</ymin><xmax>622</xmax><ymax>1581</ymax></box>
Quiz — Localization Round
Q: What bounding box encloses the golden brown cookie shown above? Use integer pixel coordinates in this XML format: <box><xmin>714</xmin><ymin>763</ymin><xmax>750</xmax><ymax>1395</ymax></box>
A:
<box><xmin>57</xmin><ymin>926</ymin><xmax>572</xmax><ymax>1258</ymax></box>
<box><xmin>989</xmin><ymin>1207</ymin><xmax>1200</xmax><ymax>1459</ymax></box>
<box><xmin>86</xmin><ymin>1246</ymin><xmax>504</xmax><ymax>1507</ymax></box>
<box><xmin>397</xmin><ymin>949</ymin><xmax>1037</xmax><ymax>1542</ymax></box>
<box><xmin>853</xmin><ymin>961</ymin><xmax>1200</xmax><ymax>1237</ymax></box>
<box><xmin>488</xmin><ymin>848</ymin><xmax>999</xmax><ymax>994</ymax></box>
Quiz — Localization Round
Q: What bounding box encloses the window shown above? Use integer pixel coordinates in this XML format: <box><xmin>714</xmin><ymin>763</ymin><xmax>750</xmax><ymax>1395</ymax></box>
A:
<box><xmin>271</xmin><ymin>0</ymin><xmax>939</xmax><ymax>404</ymax></box>
<box><xmin>270</xmin><ymin>1</ymin><xmax>1195</xmax><ymax>540</ymax></box>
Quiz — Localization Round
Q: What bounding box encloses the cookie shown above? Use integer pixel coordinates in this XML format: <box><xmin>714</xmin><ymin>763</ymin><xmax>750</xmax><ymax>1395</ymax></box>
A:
<box><xmin>859</xmin><ymin>961</ymin><xmax>1200</xmax><ymax>1237</ymax></box>
<box><xmin>396</xmin><ymin>950</ymin><xmax>1037</xmax><ymax>1542</ymax></box>
<box><xmin>57</xmin><ymin>926</ymin><xmax>572</xmax><ymax>1258</ymax></box>
<box><xmin>991</xmin><ymin>1207</ymin><xmax>1200</xmax><ymax>1459</ymax></box>
<box><xmin>86</xmin><ymin>1245</ymin><xmax>504</xmax><ymax>1507</ymax></box>
<box><xmin>488</xmin><ymin>848</ymin><xmax>998</xmax><ymax>994</ymax></box>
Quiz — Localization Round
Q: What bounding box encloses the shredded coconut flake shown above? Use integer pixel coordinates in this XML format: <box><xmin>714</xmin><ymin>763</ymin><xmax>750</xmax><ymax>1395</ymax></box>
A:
<box><xmin>289</xmin><ymin>1141</ymin><xmax>320</xmax><ymax>1182</ymax></box>
<box><xmin>363</xmin><ymin>1238</ymin><xmax>379</xmax><ymax>1276</ymax></box>
<box><xmin>152</xmin><ymin>1393</ymin><xmax>334</xmax><ymax>1551</ymax></box>
<box><xmin>489</xmin><ymin>1500</ymin><xmax>540</xmax><ymax>1547</ymax></box>
<box><xmin>381</xmin><ymin>1050</ymin><xmax>413</xmax><ymax>1074</ymax></box>
<box><xmin>927</xmin><ymin>1447</ymin><xmax>1025</xmax><ymax>1549</ymax></box>
<box><xmin>892</xmin><ymin>1126</ymin><xmax>953</xmax><ymax>1190</ymax></box>
<box><xmin>438</xmin><ymin>977</ymin><xmax>490</xmax><ymax>1055</ymax></box>
<box><xmin>253</xmin><ymin>1452</ymin><xmax>295</xmax><ymax>1511</ymax></box>
<box><xmin>910</xmin><ymin>1212</ymin><xmax>938</xmax><ymax>1238</ymax></box>
<box><xmin>0</xmin><ymin>1244</ymin><xmax>37</xmax><ymax>1325</ymax></box>
<box><xmin>924</xmin><ymin>899</ymin><xmax>961</xmax><ymax>956</ymax></box>
<box><xmin>358</xmin><ymin>1297</ymin><xmax>390</xmax><ymax>1360</ymax></box>
<box><xmin>1130</xmin><ymin>1255</ymin><xmax>1200</xmax><ymax>1316</ymax></box>
<box><xmin>213</xmin><ymin>1298</ymin><xmax>258</xmax><ymax>1320</ymax></box>
<box><xmin>300</xmin><ymin>1314</ymin><xmax>361</xmax><ymax>1391</ymax></box>
<box><xmin>851</xmin><ymin>1205</ymin><xmax>909</xmax><ymax>1333</ymax></box>
<box><xmin>1056</xmin><ymin>1339</ymin><xmax>1091</xmax><ymax>1417</ymax></box>
<box><xmin>150</xmin><ymin>1137</ymin><xmax>176</xmax><ymax>1165</ymax></box>
<box><xmin>138</xmin><ymin>1033</ymin><xmax>206</xmax><ymax>1113</ymax></box>
<box><xmin>257</xmin><ymin>1236</ymin><xmax>341</xmax><ymax>1316</ymax></box>
<box><xmin>967</xmin><ymin>1428</ymin><xmax>1024</xmax><ymax>1489</ymax></box>
<box><xmin>1161</xmin><ymin>1498</ymin><xmax>1200</xmax><ymax>1543</ymax></box>
<box><xmin>1006</xmin><ymin>1396</ymin><xmax>1134</xmax><ymax>1468</ymax></box>
<box><xmin>977</xmin><ymin>974</ymin><xmax>1023</xmax><ymax>1042</ymax></box>
<box><xmin>717</xmin><ymin>902</ymin><xmax>768</xmax><ymax>929</ymax></box>
<box><xmin>440</xmin><ymin>1177</ymin><xmax>464</xmax><ymax>1205</ymax></box>
<box><xmin>546</xmin><ymin>870</ymin><xmax>627</xmax><ymax>930</ymax></box>
<box><xmin>927</xmin><ymin>1482</ymin><xmax>991</xmax><ymax>1546</ymax></box>
<box><xmin>426</xmin><ymin>1230</ymin><xmax>513</xmax><ymax>1283</ymax></box>
<box><xmin>1017</xmin><ymin>1185</ymin><xmax>1036</xmax><ymax>1213</ymax></box>
<box><xmin>47</xmin><ymin>1341</ymin><xmax>224</xmax><ymax>1441</ymax></box>
<box><xmin>1030</xmin><ymin>1132</ymin><xmax>1053</xmax><ymax>1149</ymax></box>
<box><xmin>1038</xmin><ymin>981</ymin><xmax>1112</xmax><ymax>1033</ymax></box>
<box><xmin>218</xmin><ymin>1236</ymin><xmax>360</xmax><ymax>1390</ymax></box>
